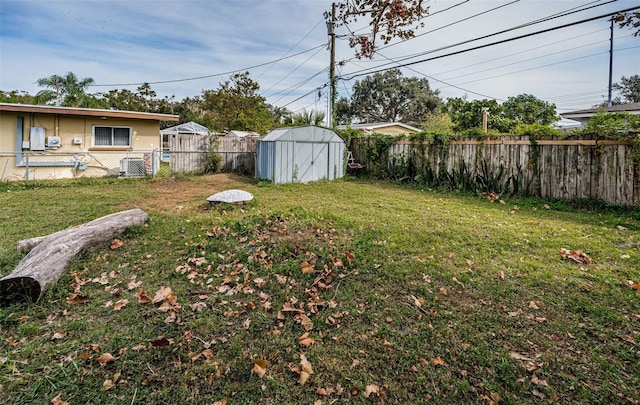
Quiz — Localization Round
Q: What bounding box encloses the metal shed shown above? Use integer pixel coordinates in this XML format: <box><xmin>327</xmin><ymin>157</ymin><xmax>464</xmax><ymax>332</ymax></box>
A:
<box><xmin>256</xmin><ymin>126</ymin><xmax>345</xmax><ymax>184</ymax></box>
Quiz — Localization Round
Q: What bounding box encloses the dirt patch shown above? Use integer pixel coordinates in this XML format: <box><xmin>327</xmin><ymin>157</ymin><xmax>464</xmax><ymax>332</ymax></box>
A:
<box><xmin>127</xmin><ymin>173</ymin><xmax>254</xmax><ymax>214</ymax></box>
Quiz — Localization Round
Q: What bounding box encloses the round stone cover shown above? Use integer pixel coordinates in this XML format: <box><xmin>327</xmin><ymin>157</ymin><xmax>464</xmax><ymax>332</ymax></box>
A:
<box><xmin>207</xmin><ymin>189</ymin><xmax>253</xmax><ymax>204</ymax></box>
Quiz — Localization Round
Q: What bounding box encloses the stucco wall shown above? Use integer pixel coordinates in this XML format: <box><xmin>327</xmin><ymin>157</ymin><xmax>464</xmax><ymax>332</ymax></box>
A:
<box><xmin>0</xmin><ymin>111</ymin><xmax>160</xmax><ymax>151</ymax></box>
<box><xmin>0</xmin><ymin>111</ymin><xmax>162</xmax><ymax>181</ymax></box>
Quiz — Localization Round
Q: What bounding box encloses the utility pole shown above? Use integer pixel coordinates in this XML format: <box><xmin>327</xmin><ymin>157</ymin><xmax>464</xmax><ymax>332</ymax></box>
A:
<box><xmin>607</xmin><ymin>17</ymin><xmax>614</xmax><ymax>107</ymax></box>
<box><xmin>328</xmin><ymin>3</ymin><xmax>337</xmax><ymax>127</ymax></box>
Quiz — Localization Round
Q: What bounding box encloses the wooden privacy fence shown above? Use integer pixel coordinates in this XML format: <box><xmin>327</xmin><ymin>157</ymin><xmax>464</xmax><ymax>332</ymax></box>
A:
<box><xmin>168</xmin><ymin>135</ymin><xmax>258</xmax><ymax>174</ymax></box>
<box><xmin>349</xmin><ymin>135</ymin><xmax>639</xmax><ymax>206</ymax></box>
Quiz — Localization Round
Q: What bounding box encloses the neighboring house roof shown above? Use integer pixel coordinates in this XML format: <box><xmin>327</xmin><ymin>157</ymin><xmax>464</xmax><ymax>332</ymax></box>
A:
<box><xmin>0</xmin><ymin>103</ymin><xmax>179</xmax><ymax>122</ymax></box>
<box><xmin>161</xmin><ymin>121</ymin><xmax>210</xmax><ymax>135</ymax></box>
<box><xmin>553</xmin><ymin>117</ymin><xmax>582</xmax><ymax>129</ymax></box>
<box><xmin>336</xmin><ymin>122</ymin><xmax>421</xmax><ymax>135</ymax></box>
<box><xmin>226</xmin><ymin>130</ymin><xmax>260</xmax><ymax>138</ymax></box>
<box><xmin>561</xmin><ymin>102</ymin><xmax>640</xmax><ymax>120</ymax></box>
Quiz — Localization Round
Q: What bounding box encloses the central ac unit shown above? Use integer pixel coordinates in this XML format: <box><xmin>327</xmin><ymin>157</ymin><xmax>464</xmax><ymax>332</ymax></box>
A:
<box><xmin>120</xmin><ymin>158</ymin><xmax>146</xmax><ymax>177</ymax></box>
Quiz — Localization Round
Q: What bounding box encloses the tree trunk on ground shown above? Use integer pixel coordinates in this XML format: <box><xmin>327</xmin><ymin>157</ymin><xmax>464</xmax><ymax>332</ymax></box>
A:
<box><xmin>0</xmin><ymin>209</ymin><xmax>149</xmax><ymax>305</ymax></box>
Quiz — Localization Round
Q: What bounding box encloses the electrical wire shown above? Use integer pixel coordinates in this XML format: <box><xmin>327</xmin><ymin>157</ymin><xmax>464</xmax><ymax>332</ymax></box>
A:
<box><xmin>339</xmin><ymin>6</ymin><xmax>640</xmax><ymax>82</ymax></box>
<box><xmin>340</xmin><ymin>0</ymin><xmax>623</xmax><ymax>78</ymax></box>
<box><xmin>261</xmin><ymin>46</ymin><xmax>326</xmax><ymax>98</ymax></box>
<box><xmin>89</xmin><ymin>44</ymin><xmax>326</xmax><ymax>87</ymax></box>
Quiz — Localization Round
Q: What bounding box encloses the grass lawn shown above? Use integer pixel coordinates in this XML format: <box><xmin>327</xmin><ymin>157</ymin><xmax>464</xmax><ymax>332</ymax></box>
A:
<box><xmin>0</xmin><ymin>173</ymin><xmax>638</xmax><ymax>404</ymax></box>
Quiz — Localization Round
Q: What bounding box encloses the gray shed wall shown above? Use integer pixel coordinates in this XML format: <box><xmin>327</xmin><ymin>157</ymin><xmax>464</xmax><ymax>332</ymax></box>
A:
<box><xmin>256</xmin><ymin>127</ymin><xmax>345</xmax><ymax>184</ymax></box>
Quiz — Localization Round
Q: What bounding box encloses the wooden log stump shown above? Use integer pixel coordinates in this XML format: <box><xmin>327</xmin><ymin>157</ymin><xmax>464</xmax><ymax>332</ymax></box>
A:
<box><xmin>0</xmin><ymin>209</ymin><xmax>149</xmax><ymax>305</ymax></box>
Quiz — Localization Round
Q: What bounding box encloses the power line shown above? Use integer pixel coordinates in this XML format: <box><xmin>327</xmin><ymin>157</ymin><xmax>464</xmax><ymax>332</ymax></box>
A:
<box><xmin>89</xmin><ymin>44</ymin><xmax>326</xmax><ymax>87</ymax></box>
<box><xmin>340</xmin><ymin>6</ymin><xmax>640</xmax><ymax>82</ymax></box>
<box><xmin>441</xmin><ymin>46</ymin><xmax>638</xmax><ymax>89</ymax></box>
<box><xmin>340</xmin><ymin>0</ymin><xmax>624</xmax><ymax>78</ymax></box>
<box><xmin>261</xmin><ymin>46</ymin><xmax>326</xmax><ymax>98</ymax></box>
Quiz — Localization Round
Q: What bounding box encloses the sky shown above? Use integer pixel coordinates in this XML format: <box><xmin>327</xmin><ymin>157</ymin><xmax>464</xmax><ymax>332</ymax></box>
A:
<box><xmin>0</xmin><ymin>0</ymin><xmax>638</xmax><ymax>117</ymax></box>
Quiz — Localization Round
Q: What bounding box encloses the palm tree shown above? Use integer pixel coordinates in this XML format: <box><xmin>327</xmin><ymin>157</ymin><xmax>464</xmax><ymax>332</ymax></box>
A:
<box><xmin>34</xmin><ymin>72</ymin><xmax>102</xmax><ymax>107</ymax></box>
<box><xmin>287</xmin><ymin>109</ymin><xmax>326</xmax><ymax>126</ymax></box>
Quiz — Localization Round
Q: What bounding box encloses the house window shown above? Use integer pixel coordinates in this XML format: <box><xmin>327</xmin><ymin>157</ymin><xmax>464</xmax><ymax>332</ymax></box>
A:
<box><xmin>94</xmin><ymin>126</ymin><xmax>131</xmax><ymax>147</ymax></box>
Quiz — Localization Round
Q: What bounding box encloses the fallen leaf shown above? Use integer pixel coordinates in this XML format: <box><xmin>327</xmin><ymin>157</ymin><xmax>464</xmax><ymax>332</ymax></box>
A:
<box><xmin>102</xmin><ymin>378</ymin><xmax>116</xmax><ymax>391</ymax></box>
<box><xmin>300</xmin><ymin>314</ymin><xmax>314</xmax><ymax>331</ymax></box>
<box><xmin>50</xmin><ymin>395</ymin><xmax>69</xmax><ymax>405</ymax></box>
<box><xmin>97</xmin><ymin>353</ymin><xmax>118</xmax><ymax>366</ymax></box>
<box><xmin>113</xmin><ymin>299</ymin><xmax>129</xmax><ymax>311</ymax></box>
<box><xmin>138</xmin><ymin>289</ymin><xmax>151</xmax><ymax>304</ymax></box>
<box><xmin>252</xmin><ymin>358</ymin><xmax>268</xmax><ymax>378</ymax></box>
<box><xmin>439</xmin><ymin>287</ymin><xmax>447</xmax><ymax>295</ymax></box>
<box><xmin>299</xmin><ymin>332</ymin><xmax>315</xmax><ymax>347</ymax></box>
<box><xmin>212</xmin><ymin>399</ymin><xmax>227</xmax><ymax>405</ymax></box>
<box><xmin>433</xmin><ymin>356</ymin><xmax>446</xmax><ymax>366</ymax></box>
<box><xmin>631</xmin><ymin>281</ymin><xmax>640</xmax><ymax>291</ymax></box>
<box><xmin>528</xmin><ymin>301</ymin><xmax>539</xmax><ymax>310</ymax></box>
<box><xmin>150</xmin><ymin>337</ymin><xmax>171</xmax><ymax>347</ymax></box>
<box><xmin>558</xmin><ymin>248</ymin><xmax>593</xmax><ymax>264</ymax></box>
<box><xmin>300</xmin><ymin>261</ymin><xmax>314</xmax><ymax>274</ymax></box>
<box><xmin>151</xmin><ymin>286</ymin><xmax>172</xmax><ymax>304</ymax></box>
<box><xmin>365</xmin><ymin>384</ymin><xmax>380</xmax><ymax>398</ymax></box>
<box><xmin>51</xmin><ymin>331</ymin><xmax>67</xmax><ymax>340</ymax></box>
<box><xmin>509</xmin><ymin>351</ymin><xmax>534</xmax><ymax>362</ymax></box>
<box><xmin>299</xmin><ymin>354</ymin><xmax>313</xmax><ymax>385</ymax></box>
<box><xmin>498</xmin><ymin>271</ymin><xmax>505</xmax><ymax>280</ymax></box>
<box><xmin>66</xmin><ymin>293</ymin><xmax>89</xmax><ymax>305</ymax></box>
<box><xmin>531</xmin><ymin>374</ymin><xmax>549</xmax><ymax>387</ymax></box>
<box><xmin>110</xmin><ymin>239</ymin><xmax>124</xmax><ymax>250</ymax></box>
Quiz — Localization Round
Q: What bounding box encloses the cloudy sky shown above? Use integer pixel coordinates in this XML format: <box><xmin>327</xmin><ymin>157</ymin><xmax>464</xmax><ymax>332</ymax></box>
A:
<box><xmin>1</xmin><ymin>0</ymin><xmax>638</xmax><ymax>116</ymax></box>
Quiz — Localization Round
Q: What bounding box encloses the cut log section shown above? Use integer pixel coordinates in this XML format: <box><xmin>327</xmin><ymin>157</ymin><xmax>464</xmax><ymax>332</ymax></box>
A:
<box><xmin>0</xmin><ymin>208</ymin><xmax>149</xmax><ymax>305</ymax></box>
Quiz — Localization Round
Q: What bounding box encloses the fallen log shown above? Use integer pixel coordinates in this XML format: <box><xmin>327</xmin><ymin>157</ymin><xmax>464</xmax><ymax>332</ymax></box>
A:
<box><xmin>0</xmin><ymin>208</ymin><xmax>149</xmax><ymax>305</ymax></box>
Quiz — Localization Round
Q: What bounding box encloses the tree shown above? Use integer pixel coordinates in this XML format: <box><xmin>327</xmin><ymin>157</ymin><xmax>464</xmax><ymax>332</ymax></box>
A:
<box><xmin>284</xmin><ymin>109</ymin><xmax>326</xmax><ymax>126</ymax></box>
<box><xmin>613</xmin><ymin>75</ymin><xmax>640</xmax><ymax>103</ymax></box>
<box><xmin>0</xmin><ymin>90</ymin><xmax>35</xmax><ymax>104</ymax></box>
<box><xmin>443</xmin><ymin>97</ymin><xmax>506</xmax><ymax>132</ymax></box>
<box><xmin>345</xmin><ymin>69</ymin><xmax>441</xmax><ymax>125</ymax></box>
<box><xmin>613</xmin><ymin>11</ymin><xmax>640</xmax><ymax>37</ymax></box>
<box><xmin>335</xmin><ymin>97</ymin><xmax>354</xmax><ymax>125</ymax></box>
<box><xmin>502</xmin><ymin>94</ymin><xmax>558</xmax><ymax>125</ymax></box>
<box><xmin>200</xmin><ymin>72</ymin><xmax>276</xmax><ymax>134</ymax></box>
<box><xmin>34</xmin><ymin>72</ymin><xmax>103</xmax><ymax>107</ymax></box>
<box><xmin>332</xmin><ymin>0</ymin><xmax>429</xmax><ymax>58</ymax></box>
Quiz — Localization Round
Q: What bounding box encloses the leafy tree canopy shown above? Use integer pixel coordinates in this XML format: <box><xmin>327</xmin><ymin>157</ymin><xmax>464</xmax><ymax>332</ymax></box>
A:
<box><xmin>613</xmin><ymin>11</ymin><xmax>640</xmax><ymax>37</ymax></box>
<box><xmin>502</xmin><ymin>93</ymin><xmax>558</xmax><ymax>125</ymax></box>
<box><xmin>200</xmin><ymin>72</ymin><xmax>276</xmax><ymax>134</ymax></box>
<box><xmin>444</xmin><ymin>94</ymin><xmax>558</xmax><ymax>133</ymax></box>
<box><xmin>340</xmin><ymin>69</ymin><xmax>441</xmax><ymax>126</ymax></box>
<box><xmin>35</xmin><ymin>72</ymin><xmax>102</xmax><ymax>108</ymax></box>
<box><xmin>613</xmin><ymin>74</ymin><xmax>640</xmax><ymax>103</ymax></box>
<box><xmin>332</xmin><ymin>0</ymin><xmax>429</xmax><ymax>58</ymax></box>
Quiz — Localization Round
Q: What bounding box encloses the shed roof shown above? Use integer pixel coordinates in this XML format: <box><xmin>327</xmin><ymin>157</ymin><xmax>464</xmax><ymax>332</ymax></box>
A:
<box><xmin>262</xmin><ymin>126</ymin><xmax>344</xmax><ymax>143</ymax></box>
<box><xmin>562</xmin><ymin>102</ymin><xmax>640</xmax><ymax>119</ymax></box>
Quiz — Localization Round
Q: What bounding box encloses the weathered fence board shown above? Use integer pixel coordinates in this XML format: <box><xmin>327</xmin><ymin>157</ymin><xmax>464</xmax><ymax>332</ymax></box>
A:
<box><xmin>168</xmin><ymin>135</ymin><xmax>257</xmax><ymax>174</ymax></box>
<box><xmin>350</xmin><ymin>135</ymin><xmax>638</xmax><ymax>206</ymax></box>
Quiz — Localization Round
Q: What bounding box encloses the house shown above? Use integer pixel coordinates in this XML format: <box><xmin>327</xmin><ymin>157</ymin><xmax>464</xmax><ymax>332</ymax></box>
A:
<box><xmin>0</xmin><ymin>103</ymin><xmax>178</xmax><ymax>181</ymax></box>
<box><xmin>256</xmin><ymin>126</ymin><xmax>345</xmax><ymax>184</ymax></box>
<box><xmin>561</xmin><ymin>102</ymin><xmax>640</xmax><ymax>127</ymax></box>
<box><xmin>336</xmin><ymin>122</ymin><xmax>421</xmax><ymax>136</ymax></box>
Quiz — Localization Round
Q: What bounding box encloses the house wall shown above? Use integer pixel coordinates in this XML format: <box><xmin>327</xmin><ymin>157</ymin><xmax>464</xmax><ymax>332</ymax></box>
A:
<box><xmin>0</xmin><ymin>111</ymin><xmax>160</xmax><ymax>151</ymax></box>
<box><xmin>0</xmin><ymin>111</ymin><xmax>161</xmax><ymax>181</ymax></box>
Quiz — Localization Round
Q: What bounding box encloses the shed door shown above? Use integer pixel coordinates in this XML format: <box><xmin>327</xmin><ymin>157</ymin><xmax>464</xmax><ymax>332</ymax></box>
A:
<box><xmin>294</xmin><ymin>142</ymin><xmax>329</xmax><ymax>182</ymax></box>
